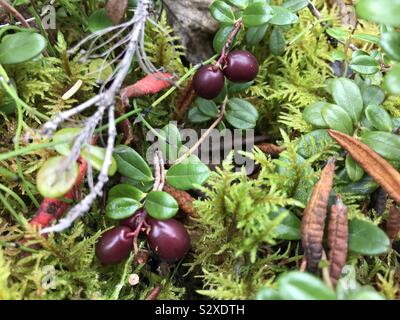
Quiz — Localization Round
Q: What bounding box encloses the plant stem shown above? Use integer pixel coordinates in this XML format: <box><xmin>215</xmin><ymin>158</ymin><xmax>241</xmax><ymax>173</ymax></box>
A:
<box><xmin>0</xmin><ymin>0</ymin><xmax>30</xmax><ymax>28</ymax></box>
<box><xmin>215</xmin><ymin>19</ymin><xmax>243</xmax><ymax>69</ymax></box>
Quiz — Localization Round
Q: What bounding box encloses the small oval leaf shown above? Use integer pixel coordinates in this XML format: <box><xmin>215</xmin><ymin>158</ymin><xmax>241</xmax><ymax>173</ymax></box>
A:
<box><xmin>114</xmin><ymin>145</ymin><xmax>153</xmax><ymax>182</ymax></box>
<box><xmin>210</xmin><ymin>0</ymin><xmax>236</xmax><ymax>25</ymax></box>
<box><xmin>106</xmin><ymin>197</ymin><xmax>141</xmax><ymax>220</ymax></box>
<box><xmin>345</xmin><ymin>154</ymin><xmax>364</xmax><ymax>182</ymax></box>
<box><xmin>243</xmin><ymin>2</ymin><xmax>273</xmax><ymax>27</ymax></box>
<box><xmin>365</xmin><ymin>105</ymin><xmax>393</xmax><ymax>132</ymax></box>
<box><xmin>81</xmin><ymin>145</ymin><xmax>117</xmax><ymax>176</ymax></box>
<box><xmin>145</xmin><ymin>191</ymin><xmax>179</xmax><ymax>220</ymax></box>
<box><xmin>226</xmin><ymin>98</ymin><xmax>259</xmax><ymax>129</ymax></box>
<box><xmin>361</xmin><ymin>131</ymin><xmax>400</xmax><ymax>161</ymax></box>
<box><xmin>321</xmin><ymin>104</ymin><xmax>353</xmax><ymax>135</ymax></box>
<box><xmin>108</xmin><ymin>183</ymin><xmax>145</xmax><ymax>202</ymax></box>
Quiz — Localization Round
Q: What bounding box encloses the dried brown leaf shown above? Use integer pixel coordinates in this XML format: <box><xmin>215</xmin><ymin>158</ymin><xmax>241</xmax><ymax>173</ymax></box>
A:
<box><xmin>256</xmin><ymin>143</ymin><xmax>284</xmax><ymax>156</ymax></box>
<box><xmin>328</xmin><ymin>195</ymin><xmax>348</xmax><ymax>287</ymax></box>
<box><xmin>328</xmin><ymin>129</ymin><xmax>400</xmax><ymax>204</ymax></box>
<box><xmin>105</xmin><ymin>0</ymin><xmax>128</xmax><ymax>25</ymax></box>
<box><xmin>301</xmin><ymin>157</ymin><xmax>336</xmax><ymax>273</ymax></box>
<box><xmin>387</xmin><ymin>206</ymin><xmax>400</xmax><ymax>243</ymax></box>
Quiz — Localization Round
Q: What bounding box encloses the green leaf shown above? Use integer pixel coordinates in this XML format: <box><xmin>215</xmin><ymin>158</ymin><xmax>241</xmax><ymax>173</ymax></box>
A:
<box><xmin>88</xmin><ymin>9</ymin><xmax>113</xmax><ymax>33</ymax></box>
<box><xmin>342</xmin><ymin>175</ymin><xmax>378</xmax><ymax>195</ymax></box>
<box><xmin>36</xmin><ymin>156</ymin><xmax>78</xmax><ymax>198</ymax></box>
<box><xmin>303</xmin><ymin>102</ymin><xmax>329</xmax><ymax>128</ymax></box>
<box><xmin>108</xmin><ymin>184</ymin><xmax>145</xmax><ymax>202</ymax></box>
<box><xmin>269</xmin><ymin>208</ymin><xmax>301</xmax><ymax>240</ymax></box>
<box><xmin>245</xmin><ymin>23</ymin><xmax>269</xmax><ymax>46</ymax></box>
<box><xmin>277</xmin><ymin>272</ymin><xmax>336</xmax><ymax>300</ymax></box>
<box><xmin>345</xmin><ymin>287</ymin><xmax>385</xmax><ymax>300</ymax></box>
<box><xmin>345</xmin><ymin>155</ymin><xmax>364</xmax><ymax>182</ymax></box>
<box><xmin>269</xmin><ymin>6</ymin><xmax>299</xmax><ymax>25</ymax></box>
<box><xmin>210</xmin><ymin>1</ymin><xmax>236</xmax><ymax>25</ymax></box>
<box><xmin>243</xmin><ymin>2</ymin><xmax>273</xmax><ymax>27</ymax></box>
<box><xmin>356</xmin><ymin>0</ymin><xmax>400</xmax><ymax>26</ymax></box>
<box><xmin>331</xmin><ymin>78</ymin><xmax>364</xmax><ymax>123</ymax></box>
<box><xmin>188</xmin><ymin>106</ymin><xmax>213</xmax><ymax>123</ymax></box>
<box><xmin>326</xmin><ymin>27</ymin><xmax>349</xmax><ymax>42</ymax></box>
<box><xmin>166</xmin><ymin>156</ymin><xmax>210</xmax><ymax>190</ymax></box>
<box><xmin>321</xmin><ymin>103</ymin><xmax>353</xmax><ymax>135</ymax></box>
<box><xmin>225</xmin><ymin>98</ymin><xmax>259</xmax><ymax>129</ymax></box>
<box><xmin>282</xmin><ymin>0</ymin><xmax>309</xmax><ymax>12</ymax></box>
<box><xmin>384</xmin><ymin>64</ymin><xmax>400</xmax><ymax>95</ymax></box>
<box><xmin>269</xmin><ymin>27</ymin><xmax>285</xmax><ymax>56</ymax></box>
<box><xmin>145</xmin><ymin>191</ymin><xmax>179</xmax><ymax>220</ymax></box>
<box><xmin>0</xmin><ymin>32</ymin><xmax>46</xmax><ymax>65</ymax></box>
<box><xmin>361</xmin><ymin>131</ymin><xmax>400</xmax><ymax>161</ymax></box>
<box><xmin>213</xmin><ymin>26</ymin><xmax>237</xmax><ymax>53</ymax></box>
<box><xmin>114</xmin><ymin>145</ymin><xmax>153</xmax><ymax>182</ymax></box>
<box><xmin>352</xmin><ymin>33</ymin><xmax>380</xmax><ymax>44</ymax></box>
<box><xmin>297</xmin><ymin>129</ymin><xmax>334</xmax><ymax>159</ymax></box>
<box><xmin>158</xmin><ymin>123</ymin><xmax>183</xmax><ymax>162</ymax></box>
<box><xmin>52</xmin><ymin>127</ymin><xmax>82</xmax><ymax>156</ymax></box>
<box><xmin>226</xmin><ymin>0</ymin><xmax>249</xmax><ymax>9</ymax></box>
<box><xmin>365</xmin><ymin>105</ymin><xmax>393</xmax><ymax>132</ymax></box>
<box><xmin>348</xmin><ymin>219</ymin><xmax>390</xmax><ymax>255</ymax></box>
<box><xmin>256</xmin><ymin>287</ymin><xmax>282</xmax><ymax>300</ymax></box>
<box><xmin>194</xmin><ymin>98</ymin><xmax>219</xmax><ymax>118</ymax></box>
<box><xmin>380</xmin><ymin>31</ymin><xmax>400</xmax><ymax>61</ymax></box>
<box><xmin>228</xmin><ymin>80</ymin><xmax>254</xmax><ymax>93</ymax></box>
<box><xmin>81</xmin><ymin>145</ymin><xmax>117</xmax><ymax>176</ymax></box>
<box><xmin>350</xmin><ymin>55</ymin><xmax>380</xmax><ymax>75</ymax></box>
<box><xmin>125</xmin><ymin>178</ymin><xmax>153</xmax><ymax>193</ymax></box>
<box><xmin>105</xmin><ymin>197</ymin><xmax>141</xmax><ymax>220</ymax></box>
<box><xmin>361</xmin><ymin>85</ymin><xmax>385</xmax><ymax>106</ymax></box>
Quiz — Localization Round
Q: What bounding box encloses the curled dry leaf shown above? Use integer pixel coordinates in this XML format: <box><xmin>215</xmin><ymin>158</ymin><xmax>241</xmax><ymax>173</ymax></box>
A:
<box><xmin>328</xmin><ymin>129</ymin><xmax>400</xmax><ymax>205</ymax></box>
<box><xmin>387</xmin><ymin>206</ymin><xmax>400</xmax><ymax>243</ymax></box>
<box><xmin>175</xmin><ymin>79</ymin><xmax>197</xmax><ymax>119</ymax></box>
<box><xmin>256</xmin><ymin>143</ymin><xmax>284</xmax><ymax>156</ymax></box>
<box><xmin>301</xmin><ymin>157</ymin><xmax>336</xmax><ymax>273</ymax></box>
<box><xmin>120</xmin><ymin>72</ymin><xmax>174</xmax><ymax>102</ymax></box>
<box><xmin>328</xmin><ymin>195</ymin><xmax>348</xmax><ymax>287</ymax></box>
<box><xmin>105</xmin><ymin>0</ymin><xmax>128</xmax><ymax>25</ymax></box>
<box><xmin>163</xmin><ymin>183</ymin><xmax>197</xmax><ymax>217</ymax></box>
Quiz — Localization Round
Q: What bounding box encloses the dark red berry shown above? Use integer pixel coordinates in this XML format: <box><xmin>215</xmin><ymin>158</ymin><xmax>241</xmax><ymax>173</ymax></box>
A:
<box><xmin>96</xmin><ymin>226</ymin><xmax>133</xmax><ymax>265</ymax></box>
<box><xmin>223</xmin><ymin>50</ymin><xmax>259</xmax><ymax>83</ymax></box>
<box><xmin>146</xmin><ymin>218</ymin><xmax>191</xmax><ymax>262</ymax></box>
<box><xmin>193</xmin><ymin>64</ymin><xmax>224</xmax><ymax>100</ymax></box>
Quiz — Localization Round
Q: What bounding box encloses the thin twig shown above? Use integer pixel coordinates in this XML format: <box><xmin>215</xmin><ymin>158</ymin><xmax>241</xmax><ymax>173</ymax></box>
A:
<box><xmin>0</xmin><ymin>0</ymin><xmax>30</xmax><ymax>28</ymax></box>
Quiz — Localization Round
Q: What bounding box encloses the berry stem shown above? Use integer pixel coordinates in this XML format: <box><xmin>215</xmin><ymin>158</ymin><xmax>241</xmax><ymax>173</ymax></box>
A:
<box><xmin>214</xmin><ymin>19</ymin><xmax>243</xmax><ymax>70</ymax></box>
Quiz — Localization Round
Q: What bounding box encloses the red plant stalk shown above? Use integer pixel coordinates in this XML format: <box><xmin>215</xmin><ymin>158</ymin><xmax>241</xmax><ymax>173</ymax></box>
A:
<box><xmin>30</xmin><ymin>157</ymin><xmax>87</xmax><ymax>229</ymax></box>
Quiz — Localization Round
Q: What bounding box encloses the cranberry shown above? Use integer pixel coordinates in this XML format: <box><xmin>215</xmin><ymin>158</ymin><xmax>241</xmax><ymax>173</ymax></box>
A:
<box><xmin>96</xmin><ymin>226</ymin><xmax>133</xmax><ymax>265</ymax></box>
<box><xmin>193</xmin><ymin>64</ymin><xmax>225</xmax><ymax>100</ymax></box>
<box><xmin>223</xmin><ymin>50</ymin><xmax>259</xmax><ymax>82</ymax></box>
<box><xmin>146</xmin><ymin>218</ymin><xmax>191</xmax><ymax>262</ymax></box>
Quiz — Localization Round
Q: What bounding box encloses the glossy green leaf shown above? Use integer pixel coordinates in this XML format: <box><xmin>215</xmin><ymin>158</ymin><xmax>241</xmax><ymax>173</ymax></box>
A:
<box><xmin>352</xmin><ymin>33</ymin><xmax>380</xmax><ymax>44</ymax></box>
<box><xmin>256</xmin><ymin>287</ymin><xmax>282</xmax><ymax>300</ymax></box>
<box><xmin>350</xmin><ymin>55</ymin><xmax>379</xmax><ymax>75</ymax></box>
<box><xmin>331</xmin><ymin>78</ymin><xmax>364</xmax><ymax>123</ymax></box>
<box><xmin>303</xmin><ymin>102</ymin><xmax>329</xmax><ymax>128</ymax></box>
<box><xmin>326</xmin><ymin>27</ymin><xmax>348</xmax><ymax>42</ymax></box>
<box><xmin>36</xmin><ymin>156</ymin><xmax>78</xmax><ymax>198</ymax></box>
<box><xmin>188</xmin><ymin>106</ymin><xmax>213</xmax><ymax>123</ymax></box>
<box><xmin>269</xmin><ymin>208</ymin><xmax>301</xmax><ymax>240</ymax></box>
<box><xmin>245</xmin><ymin>23</ymin><xmax>269</xmax><ymax>46</ymax></box>
<box><xmin>297</xmin><ymin>129</ymin><xmax>334</xmax><ymax>159</ymax></box>
<box><xmin>106</xmin><ymin>197</ymin><xmax>140</xmax><ymax>220</ymax></box>
<box><xmin>361</xmin><ymin>85</ymin><xmax>385</xmax><ymax>106</ymax></box>
<box><xmin>52</xmin><ymin>127</ymin><xmax>82</xmax><ymax>156</ymax></box>
<box><xmin>342</xmin><ymin>175</ymin><xmax>378</xmax><ymax>196</ymax></box>
<box><xmin>282</xmin><ymin>0</ymin><xmax>309</xmax><ymax>12</ymax></box>
<box><xmin>269</xmin><ymin>6</ymin><xmax>299</xmax><ymax>25</ymax></box>
<box><xmin>345</xmin><ymin>155</ymin><xmax>364</xmax><ymax>182</ymax></box>
<box><xmin>269</xmin><ymin>27</ymin><xmax>285</xmax><ymax>56</ymax></box>
<box><xmin>225</xmin><ymin>98</ymin><xmax>259</xmax><ymax>129</ymax></box>
<box><xmin>365</xmin><ymin>105</ymin><xmax>393</xmax><ymax>132</ymax></box>
<box><xmin>228</xmin><ymin>80</ymin><xmax>253</xmax><ymax>93</ymax></box>
<box><xmin>145</xmin><ymin>191</ymin><xmax>179</xmax><ymax>220</ymax></box>
<box><xmin>195</xmin><ymin>98</ymin><xmax>219</xmax><ymax>118</ymax></box>
<box><xmin>277</xmin><ymin>271</ymin><xmax>336</xmax><ymax>300</ymax></box>
<box><xmin>125</xmin><ymin>178</ymin><xmax>153</xmax><ymax>193</ymax></box>
<box><xmin>348</xmin><ymin>219</ymin><xmax>390</xmax><ymax>255</ymax></box>
<box><xmin>0</xmin><ymin>32</ymin><xmax>46</xmax><ymax>65</ymax></box>
<box><xmin>166</xmin><ymin>156</ymin><xmax>210</xmax><ymax>190</ymax></box>
<box><xmin>361</xmin><ymin>131</ymin><xmax>400</xmax><ymax>161</ymax></box>
<box><xmin>380</xmin><ymin>31</ymin><xmax>400</xmax><ymax>61</ymax></box>
<box><xmin>88</xmin><ymin>9</ymin><xmax>113</xmax><ymax>33</ymax></box>
<box><xmin>356</xmin><ymin>0</ymin><xmax>400</xmax><ymax>26</ymax></box>
<box><xmin>226</xmin><ymin>0</ymin><xmax>249</xmax><ymax>9</ymax></box>
<box><xmin>158</xmin><ymin>123</ymin><xmax>183</xmax><ymax>162</ymax></box>
<box><xmin>213</xmin><ymin>26</ymin><xmax>236</xmax><ymax>53</ymax></box>
<box><xmin>108</xmin><ymin>183</ymin><xmax>145</xmax><ymax>202</ymax></box>
<box><xmin>384</xmin><ymin>64</ymin><xmax>400</xmax><ymax>95</ymax></box>
<box><xmin>210</xmin><ymin>1</ymin><xmax>236</xmax><ymax>25</ymax></box>
<box><xmin>81</xmin><ymin>145</ymin><xmax>117</xmax><ymax>176</ymax></box>
<box><xmin>114</xmin><ymin>145</ymin><xmax>153</xmax><ymax>182</ymax></box>
<box><xmin>243</xmin><ymin>2</ymin><xmax>273</xmax><ymax>27</ymax></box>
<box><xmin>321</xmin><ymin>103</ymin><xmax>353</xmax><ymax>135</ymax></box>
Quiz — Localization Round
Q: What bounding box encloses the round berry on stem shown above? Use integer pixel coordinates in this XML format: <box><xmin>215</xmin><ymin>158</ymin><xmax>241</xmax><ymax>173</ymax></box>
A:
<box><xmin>193</xmin><ymin>64</ymin><xmax>225</xmax><ymax>100</ymax></box>
<box><xmin>95</xmin><ymin>226</ymin><xmax>134</xmax><ymax>265</ymax></box>
<box><xmin>223</xmin><ymin>50</ymin><xmax>259</xmax><ymax>83</ymax></box>
<box><xmin>146</xmin><ymin>218</ymin><xmax>191</xmax><ymax>262</ymax></box>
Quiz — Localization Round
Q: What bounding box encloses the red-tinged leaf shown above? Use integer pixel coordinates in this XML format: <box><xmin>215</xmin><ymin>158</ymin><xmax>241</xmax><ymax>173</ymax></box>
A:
<box><xmin>120</xmin><ymin>72</ymin><xmax>174</xmax><ymax>101</ymax></box>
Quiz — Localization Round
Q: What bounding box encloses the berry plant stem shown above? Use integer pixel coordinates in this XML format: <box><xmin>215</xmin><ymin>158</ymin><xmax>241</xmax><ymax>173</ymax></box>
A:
<box><xmin>215</xmin><ymin>19</ymin><xmax>243</xmax><ymax>69</ymax></box>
